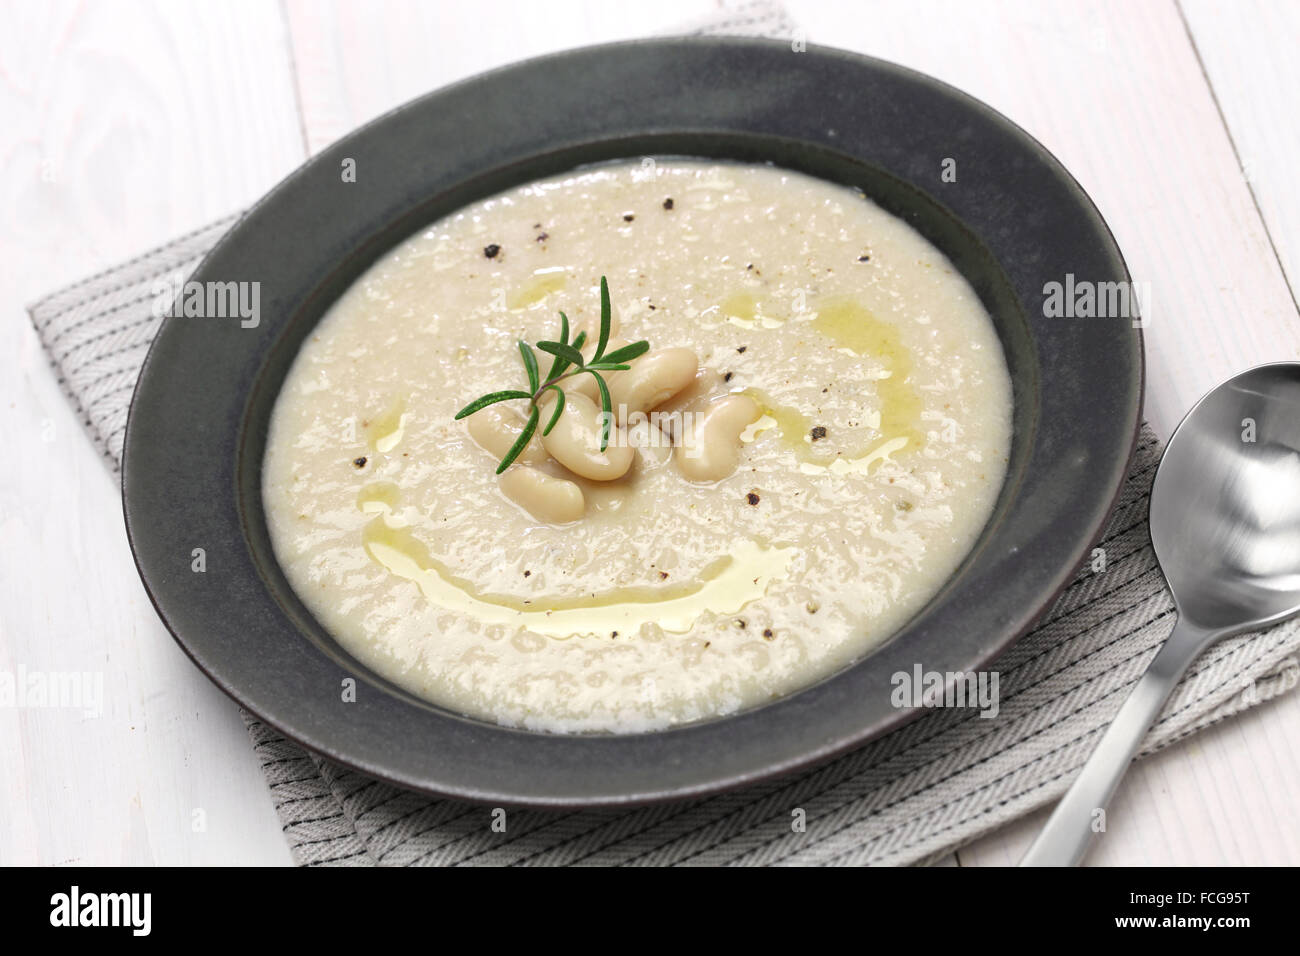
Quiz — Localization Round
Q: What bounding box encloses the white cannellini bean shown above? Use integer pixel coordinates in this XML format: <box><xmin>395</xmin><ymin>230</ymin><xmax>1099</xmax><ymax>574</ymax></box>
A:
<box><xmin>467</xmin><ymin>404</ymin><xmax>547</xmax><ymax>464</ymax></box>
<box><xmin>654</xmin><ymin>367</ymin><xmax>723</xmax><ymax>418</ymax></box>
<box><xmin>628</xmin><ymin>418</ymin><xmax>673</xmax><ymax>469</ymax></box>
<box><xmin>538</xmin><ymin>391</ymin><xmax>634</xmax><ymax>481</ymax></box>
<box><xmin>564</xmin><ymin>373</ymin><xmax>599</xmax><ymax>402</ymax></box>
<box><xmin>675</xmin><ymin>394</ymin><xmax>762</xmax><ymax>482</ymax></box>
<box><xmin>653</xmin><ymin>367</ymin><xmax>723</xmax><ymax>442</ymax></box>
<box><xmin>499</xmin><ymin>466</ymin><xmax>585</xmax><ymax>523</ymax></box>
<box><xmin>606</xmin><ymin>348</ymin><xmax>699</xmax><ymax>424</ymax></box>
<box><xmin>563</xmin><ymin>336</ymin><xmax>630</xmax><ymax>402</ymax></box>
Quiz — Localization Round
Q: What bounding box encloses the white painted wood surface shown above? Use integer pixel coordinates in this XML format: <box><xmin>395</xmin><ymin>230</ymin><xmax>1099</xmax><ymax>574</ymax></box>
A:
<box><xmin>1</xmin><ymin>0</ymin><xmax>1296</xmax><ymax>866</ymax></box>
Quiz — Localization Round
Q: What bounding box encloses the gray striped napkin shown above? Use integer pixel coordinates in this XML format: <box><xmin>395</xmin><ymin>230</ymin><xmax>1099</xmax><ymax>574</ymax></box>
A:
<box><xmin>28</xmin><ymin>3</ymin><xmax>1300</xmax><ymax>865</ymax></box>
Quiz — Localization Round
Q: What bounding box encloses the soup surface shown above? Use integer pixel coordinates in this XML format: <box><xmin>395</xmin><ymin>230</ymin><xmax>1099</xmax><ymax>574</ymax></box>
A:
<box><xmin>263</xmin><ymin>160</ymin><xmax>1013</xmax><ymax>733</ymax></box>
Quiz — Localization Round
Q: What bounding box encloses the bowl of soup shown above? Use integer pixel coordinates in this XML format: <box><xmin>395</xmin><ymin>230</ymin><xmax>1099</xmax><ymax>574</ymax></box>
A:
<box><xmin>123</xmin><ymin>38</ymin><xmax>1142</xmax><ymax>804</ymax></box>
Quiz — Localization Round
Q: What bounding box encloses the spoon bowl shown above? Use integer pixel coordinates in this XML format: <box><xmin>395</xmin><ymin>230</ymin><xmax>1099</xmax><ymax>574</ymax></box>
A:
<box><xmin>1024</xmin><ymin>362</ymin><xmax>1300</xmax><ymax>865</ymax></box>
<box><xmin>1151</xmin><ymin>363</ymin><xmax>1300</xmax><ymax>631</ymax></box>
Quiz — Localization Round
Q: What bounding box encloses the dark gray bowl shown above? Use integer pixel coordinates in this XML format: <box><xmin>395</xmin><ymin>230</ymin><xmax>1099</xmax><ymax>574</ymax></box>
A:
<box><xmin>123</xmin><ymin>38</ymin><xmax>1142</xmax><ymax>806</ymax></box>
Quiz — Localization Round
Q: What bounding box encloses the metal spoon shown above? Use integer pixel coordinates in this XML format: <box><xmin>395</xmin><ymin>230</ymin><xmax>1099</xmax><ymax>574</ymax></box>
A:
<box><xmin>1022</xmin><ymin>362</ymin><xmax>1300</xmax><ymax>866</ymax></box>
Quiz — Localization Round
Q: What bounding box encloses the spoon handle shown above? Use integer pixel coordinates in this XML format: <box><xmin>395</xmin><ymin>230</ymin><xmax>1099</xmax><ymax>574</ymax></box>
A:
<box><xmin>1021</xmin><ymin>617</ymin><xmax>1208</xmax><ymax>866</ymax></box>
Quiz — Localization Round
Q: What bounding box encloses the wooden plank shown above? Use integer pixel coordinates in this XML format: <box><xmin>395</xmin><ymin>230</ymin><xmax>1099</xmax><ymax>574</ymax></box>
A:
<box><xmin>284</xmin><ymin>0</ymin><xmax>716</xmax><ymax>155</ymax></box>
<box><xmin>1181</xmin><ymin>0</ymin><xmax>1300</xmax><ymax>305</ymax></box>
<box><xmin>0</xmin><ymin>0</ymin><xmax>303</xmax><ymax>865</ymax></box>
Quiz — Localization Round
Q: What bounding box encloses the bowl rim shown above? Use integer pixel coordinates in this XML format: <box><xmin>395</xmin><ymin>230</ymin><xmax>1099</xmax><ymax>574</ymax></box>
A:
<box><xmin>123</xmin><ymin>36</ymin><xmax>1144</xmax><ymax>807</ymax></box>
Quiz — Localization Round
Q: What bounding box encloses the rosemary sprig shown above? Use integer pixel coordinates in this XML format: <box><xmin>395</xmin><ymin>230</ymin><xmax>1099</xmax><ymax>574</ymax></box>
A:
<box><xmin>454</xmin><ymin>276</ymin><xmax>650</xmax><ymax>473</ymax></box>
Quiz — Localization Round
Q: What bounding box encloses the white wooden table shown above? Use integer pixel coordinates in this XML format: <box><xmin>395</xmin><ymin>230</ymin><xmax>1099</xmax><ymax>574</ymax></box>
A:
<box><xmin>2</xmin><ymin>0</ymin><xmax>1298</xmax><ymax>866</ymax></box>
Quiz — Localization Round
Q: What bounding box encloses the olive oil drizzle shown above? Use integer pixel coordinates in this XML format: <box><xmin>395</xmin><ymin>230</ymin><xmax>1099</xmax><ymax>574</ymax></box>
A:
<box><xmin>357</xmin><ymin>483</ymin><xmax>794</xmax><ymax>639</ymax></box>
<box><xmin>738</xmin><ymin>297</ymin><xmax>922</xmax><ymax>474</ymax></box>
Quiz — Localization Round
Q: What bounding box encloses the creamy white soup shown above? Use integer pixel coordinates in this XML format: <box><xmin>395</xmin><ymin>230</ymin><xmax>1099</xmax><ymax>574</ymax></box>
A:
<box><xmin>263</xmin><ymin>160</ymin><xmax>1013</xmax><ymax>733</ymax></box>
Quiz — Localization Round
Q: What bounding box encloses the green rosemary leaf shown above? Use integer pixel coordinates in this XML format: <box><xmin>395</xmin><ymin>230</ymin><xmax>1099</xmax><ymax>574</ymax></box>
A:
<box><xmin>454</xmin><ymin>278</ymin><xmax>647</xmax><ymax>469</ymax></box>
<box><xmin>537</xmin><ymin>340</ymin><xmax>585</xmax><ymax>368</ymax></box>
<box><xmin>542</xmin><ymin>385</ymin><xmax>566</xmax><ymax>436</ymax></box>
<box><xmin>544</xmin><ymin>356</ymin><xmax>570</xmax><ymax>382</ymax></box>
<box><xmin>544</xmin><ymin>312</ymin><xmax>573</xmax><ymax>381</ymax></box>
<box><xmin>518</xmin><ymin>341</ymin><xmax>540</xmax><ymax>392</ymax></box>
<box><xmin>599</xmin><ymin>340</ymin><xmax>650</xmax><ymax>365</ymax></box>
<box><xmin>496</xmin><ymin>404</ymin><xmax>539</xmax><ymax>474</ymax></box>
<box><xmin>594</xmin><ymin>275</ymin><xmax>611</xmax><ymax>361</ymax></box>
<box><xmin>586</xmin><ymin>369</ymin><xmax>613</xmax><ymax>451</ymax></box>
<box><xmin>453</xmin><ymin>389</ymin><xmax>532</xmax><ymax>420</ymax></box>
